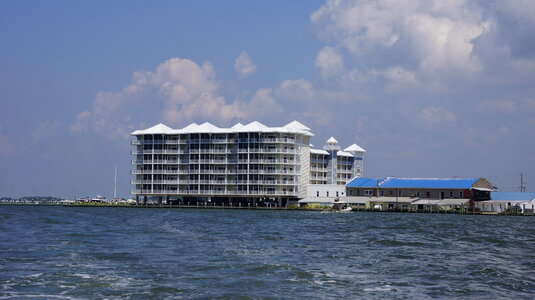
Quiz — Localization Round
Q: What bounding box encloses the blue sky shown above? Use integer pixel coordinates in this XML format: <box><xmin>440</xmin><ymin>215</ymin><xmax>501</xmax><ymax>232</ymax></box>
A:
<box><xmin>1</xmin><ymin>0</ymin><xmax>534</xmax><ymax>198</ymax></box>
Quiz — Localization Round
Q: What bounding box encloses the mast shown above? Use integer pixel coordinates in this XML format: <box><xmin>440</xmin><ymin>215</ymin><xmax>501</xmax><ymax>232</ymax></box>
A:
<box><xmin>114</xmin><ymin>166</ymin><xmax>117</xmax><ymax>199</ymax></box>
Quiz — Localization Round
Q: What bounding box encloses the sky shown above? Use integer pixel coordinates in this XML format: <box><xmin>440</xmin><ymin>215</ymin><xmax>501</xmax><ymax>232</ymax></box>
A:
<box><xmin>1</xmin><ymin>0</ymin><xmax>534</xmax><ymax>198</ymax></box>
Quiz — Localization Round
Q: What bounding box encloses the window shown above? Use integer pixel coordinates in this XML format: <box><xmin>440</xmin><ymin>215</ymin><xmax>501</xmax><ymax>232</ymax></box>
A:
<box><xmin>459</xmin><ymin>191</ymin><xmax>463</xmax><ymax>198</ymax></box>
<box><xmin>398</xmin><ymin>190</ymin><xmax>402</xmax><ymax>196</ymax></box>
<box><xmin>416</xmin><ymin>191</ymin><xmax>420</xmax><ymax>197</ymax></box>
<box><xmin>336</xmin><ymin>191</ymin><xmax>339</xmax><ymax>197</ymax></box>
<box><xmin>426</xmin><ymin>192</ymin><xmax>430</xmax><ymax>197</ymax></box>
<box><xmin>349</xmin><ymin>190</ymin><xmax>353</xmax><ymax>196</ymax></box>
<box><xmin>327</xmin><ymin>191</ymin><xmax>329</xmax><ymax>197</ymax></box>
<box><xmin>364</xmin><ymin>190</ymin><xmax>373</xmax><ymax>196</ymax></box>
<box><xmin>449</xmin><ymin>191</ymin><xmax>453</xmax><ymax>198</ymax></box>
<box><xmin>380</xmin><ymin>190</ymin><xmax>384</xmax><ymax>196</ymax></box>
<box><xmin>317</xmin><ymin>191</ymin><xmax>319</xmax><ymax>197</ymax></box>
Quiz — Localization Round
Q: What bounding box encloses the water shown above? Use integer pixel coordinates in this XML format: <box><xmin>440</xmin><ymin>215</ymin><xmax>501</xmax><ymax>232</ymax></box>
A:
<box><xmin>0</xmin><ymin>206</ymin><xmax>534</xmax><ymax>299</ymax></box>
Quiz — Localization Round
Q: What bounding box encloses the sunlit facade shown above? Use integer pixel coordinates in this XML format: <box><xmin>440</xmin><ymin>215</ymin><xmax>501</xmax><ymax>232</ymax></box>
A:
<box><xmin>131</xmin><ymin>121</ymin><xmax>365</xmax><ymax>205</ymax></box>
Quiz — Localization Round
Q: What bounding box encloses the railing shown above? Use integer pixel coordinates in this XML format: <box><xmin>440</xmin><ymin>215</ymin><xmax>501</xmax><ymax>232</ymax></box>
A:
<box><xmin>132</xmin><ymin>169</ymin><xmax>185</xmax><ymax>175</ymax></box>
<box><xmin>132</xmin><ymin>149</ymin><xmax>188</xmax><ymax>155</ymax></box>
<box><xmin>131</xmin><ymin>189</ymin><xmax>298</xmax><ymax>196</ymax></box>
<box><xmin>247</xmin><ymin>169</ymin><xmax>297</xmax><ymax>175</ymax></box>
<box><xmin>131</xmin><ymin>180</ymin><xmax>179</xmax><ymax>184</ymax></box>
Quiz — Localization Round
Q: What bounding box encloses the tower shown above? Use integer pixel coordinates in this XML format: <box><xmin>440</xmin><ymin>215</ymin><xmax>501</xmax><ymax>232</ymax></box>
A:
<box><xmin>323</xmin><ymin>137</ymin><xmax>340</xmax><ymax>184</ymax></box>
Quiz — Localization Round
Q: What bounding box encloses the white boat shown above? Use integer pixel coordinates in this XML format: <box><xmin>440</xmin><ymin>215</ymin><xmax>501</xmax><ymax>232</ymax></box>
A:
<box><xmin>91</xmin><ymin>195</ymin><xmax>107</xmax><ymax>203</ymax></box>
<box><xmin>324</xmin><ymin>198</ymin><xmax>353</xmax><ymax>213</ymax></box>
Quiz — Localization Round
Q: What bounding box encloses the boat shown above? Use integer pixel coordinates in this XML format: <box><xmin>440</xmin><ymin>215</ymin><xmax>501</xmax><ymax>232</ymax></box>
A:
<box><xmin>324</xmin><ymin>198</ymin><xmax>353</xmax><ymax>213</ymax></box>
<box><xmin>91</xmin><ymin>195</ymin><xmax>107</xmax><ymax>203</ymax></box>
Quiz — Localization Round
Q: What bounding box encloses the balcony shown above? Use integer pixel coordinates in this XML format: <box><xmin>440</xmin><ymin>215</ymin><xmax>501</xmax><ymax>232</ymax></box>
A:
<box><xmin>131</xmin><ymin>189</ymin><xmax>298</xmax><ymax>196</ymax></box>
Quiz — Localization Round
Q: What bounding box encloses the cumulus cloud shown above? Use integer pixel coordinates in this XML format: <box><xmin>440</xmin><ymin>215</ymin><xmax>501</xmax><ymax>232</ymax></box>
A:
<box><xmin>314</xmin><ymin>46</ymin><xmax>345</xmax><ymax>77</ymax></box>
<box><xmin>275</xmin><ymin>79</ymin><xmax>315</xmax><ymax>101</ymax></box>
<box><xmin>234</xmin><ymin>51</ymin><xmax>257</xmax><ymax>77</ymax></box>
<box><xmin>32</xmin><ymin>121</ymin><xmax>59</xmax><ymax>144</ymax></box>
<box><xmin>311</xmin><ymin>0</ymin><xmax>490</xmax><ymax>73</ymax></box>
<box><xmin>71</xmin><ymin>57</ymin><xmax>284</xmax><ymax>139</ymax></box>
<box><xmin>419</xmin><ymin>106</ymin><xmax>457</xmax><ymax>128</ymax></box>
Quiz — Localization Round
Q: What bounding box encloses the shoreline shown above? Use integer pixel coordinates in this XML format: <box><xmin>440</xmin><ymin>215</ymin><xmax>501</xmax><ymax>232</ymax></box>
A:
<box><xmin>1</xmin><ymin>202</ymin><xmax>533</xmax><ymax>216</ymax></box>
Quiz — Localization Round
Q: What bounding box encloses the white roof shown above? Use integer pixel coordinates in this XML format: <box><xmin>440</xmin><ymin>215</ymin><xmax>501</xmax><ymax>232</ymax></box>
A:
<box><xmin>182</xmin><ymin>123</ymin><xmax>199</xmax><ymax>131</ymax></box>
<box><xmin>284</xmin><ymin>120</ymin><xmax>311</xmax><ymax>131</ymax></box>
<box><xmin>344</xmin><ymin>143</ymin><xmax>366</xmax><ymax>153</ymax></box>
<box><xmin>131</xmin><ymin>123</ymin><xmax>173</xmax><ymax>135</ymax></box>
<box><xmin>241</xmin><ymin>121</ymin><xmax>268</xmax><ymax>132</ymax></box>
<box><xmin>337</xmin><ymin>151</ymin><xmax>353</xmax><ymax>157</ymax></box>
<box><xmin>196</xmin><ymin>122</ymin><xmax>220</xmax><ymax>133</ymax></box>
<box><xmin>327</xmin><ymin>136</ymin><xmax>338</xmax><ymax>144</ymax></box>
<box><xmin>132</xmin><ymin>121</ymin><xmax>314</xmax><ymax>136</ymax></box>
<box><xmin>310</xmin><ymin>149</ymin><xmax>329</xmax><ymax>155</ymax></box>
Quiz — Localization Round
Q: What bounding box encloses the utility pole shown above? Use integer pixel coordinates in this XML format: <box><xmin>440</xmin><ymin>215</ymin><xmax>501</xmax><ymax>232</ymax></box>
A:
<box><xmin>520</xmin><ymin>173</ymin><xmax>526</xmax><ymax>192</ymax></box>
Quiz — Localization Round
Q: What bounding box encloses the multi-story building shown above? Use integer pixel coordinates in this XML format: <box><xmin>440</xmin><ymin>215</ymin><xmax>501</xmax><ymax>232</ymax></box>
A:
<box><xmin>131</xmin><ymin>121</ymin><xmax>365</xmax><ymax>206</ymax></box>
<box><xmin>307</xmin><ymin>137</ymin><xmax>365</xmax><ymax>198</ymax></box>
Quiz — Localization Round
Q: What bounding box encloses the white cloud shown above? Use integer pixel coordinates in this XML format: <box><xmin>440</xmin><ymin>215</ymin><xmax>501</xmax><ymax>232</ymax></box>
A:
<box><xmin>311</xmin><ymin>0</ymin><xmax>490</xmax><ymax>73</ymax></box>
<box><xmin>477</xmin><ymin>100</ymin><xmax>517</xmax><ymax>114</ymax></box>
<box><xmin>419</xmin><ymin>106</ymin><xmax>457</xmax><ymax>128</ymax></box>
<box><xmin>234</xmin><ymin>51</ymin><xmax>257</xmax><ymax>78</ymax></box>
<box><xmin>72</xmin><ymin>57</ymin><xmax>285</xmax><ymax>139</ymax></box>
<box><xmin>275</xmin><ymin>79</ymin><xmax>314</xmax><ymax>101</ymax></box>
<box><xmin>32</xmin><ymin>121</ymin><xmax>59</xmax><ymax>144</ymax></box>
<box><xmin>314</xmin><ymin>46</ymin><xmax>345</xmax><ymax>77</ymax></box>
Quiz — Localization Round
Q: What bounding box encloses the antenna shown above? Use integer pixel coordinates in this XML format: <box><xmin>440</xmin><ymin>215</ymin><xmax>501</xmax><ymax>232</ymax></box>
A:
<box><xmin>114</xmin><ymin>166</ymin><xmax>117</xmax><ymax>199</ymax></box>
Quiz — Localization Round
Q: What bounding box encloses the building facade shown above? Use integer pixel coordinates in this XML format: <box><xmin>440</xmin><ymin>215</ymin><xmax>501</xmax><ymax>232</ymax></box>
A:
<box><xmin>131</xmin><ymin>121</ymin><xmax>365</xmax><ymax>205</ymax></box>
<box><xmin>346</xmin><ymin>177</ymin><xmax>493</xmax><ymax>200</ymax></box>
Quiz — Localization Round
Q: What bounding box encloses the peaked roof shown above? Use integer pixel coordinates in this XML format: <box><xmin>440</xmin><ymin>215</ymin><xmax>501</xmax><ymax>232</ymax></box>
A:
<box><xmin>284</xmin><ymin>120</ymin><xmax>311</xmax><ymax>131</ymax></box>
<box><xmin>182</xmin><ymin>123</ymin><xmax>199</xmax><ymax>131</ymax></box>
<box><xmin>241</xmin><ymin>121</ymin><xmax>268</xmax><ymax>131</ymax></box>
<box><xmin>337</xmin><ymin>150</ymin><xmax>353</xmax><ymax>157</ymax></box>
<box><xmin>344</xmin><ymin>143</ymin><xmax>366</xmax><ymax>153</ymax></box>
<box><xmin>327</xmin><ymin>136</ymin><xmax>338</xmax><ymax>144</ymax></box>
<box><xmin>132</xmin><ymin>121</ymin><xmax>314</xmax><ymax>136</ymax></box>
<box><xmin>131</xmin><ymin>123</ymin><xmax>173</xmax><ymax>135</ymax></box>
<box><xmin>310</xmin><ymin>149</ymin><xmax>329</xmax><ymax>155</ymax></box>
<box><xmin>196</xmin><ymin>122</ymin><xmax>220</xmax><ymax>132</ymax></box>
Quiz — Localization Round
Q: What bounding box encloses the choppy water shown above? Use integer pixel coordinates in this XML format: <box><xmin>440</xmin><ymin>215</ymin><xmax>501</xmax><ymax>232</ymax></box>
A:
<box><xmin>0</xmin><ymin>206</ymin><xmax>534</xmax><ymax>299</ymax></box>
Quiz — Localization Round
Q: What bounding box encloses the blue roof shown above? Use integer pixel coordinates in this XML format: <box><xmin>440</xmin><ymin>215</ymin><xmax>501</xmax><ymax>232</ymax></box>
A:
<box><xmin>347</xmin><ymin>177</ymin><xmax>485</xmax><ymax>189</ymax></box>
<box><xmin>491</xmin><ymin>192</ymin><xmax>535</xmax><ymax>201</ymax></box>
<box><xmin>380</xmin><ymin>178</ymin><xmax>478</xmax><ymax>189</ymax></box>
<box><xmin>346</xmin><ymin>177</ymin><xmax>384</xmax><ymax>188</ymax></box>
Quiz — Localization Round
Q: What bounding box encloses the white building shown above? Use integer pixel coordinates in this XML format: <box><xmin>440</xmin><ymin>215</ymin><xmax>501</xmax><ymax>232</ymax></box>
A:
<box><xmin>131</xmin><ymin>121</ymin><xmax>365</xmax><ymax>206</ymax></box>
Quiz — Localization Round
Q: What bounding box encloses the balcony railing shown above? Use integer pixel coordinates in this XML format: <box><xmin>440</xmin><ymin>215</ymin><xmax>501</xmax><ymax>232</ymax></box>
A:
<box><xmin>132</xmin><ymin>149</ymin><xmax>188</xmax><ymax>155</ymax></box>
<box><xmin>131</xmin><ymin>189</ymin><xmax>297</xmax><ymax>196</ymax></box>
